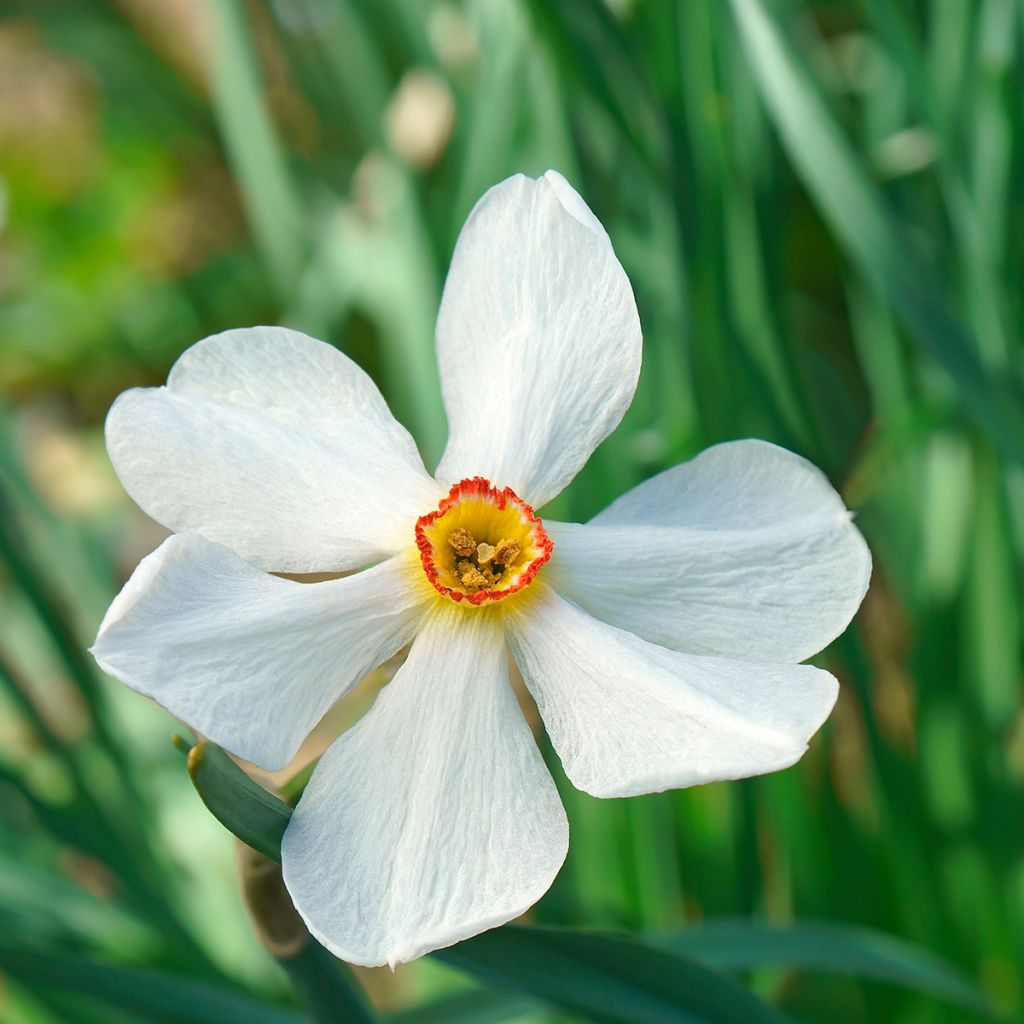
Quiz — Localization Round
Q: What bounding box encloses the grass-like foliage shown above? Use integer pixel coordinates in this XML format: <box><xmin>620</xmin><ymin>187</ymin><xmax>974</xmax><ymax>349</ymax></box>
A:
<box><xmin>0</xmin><ymin>1</ymin><xmax>1020</xmax><ymax>1021</ymax></box>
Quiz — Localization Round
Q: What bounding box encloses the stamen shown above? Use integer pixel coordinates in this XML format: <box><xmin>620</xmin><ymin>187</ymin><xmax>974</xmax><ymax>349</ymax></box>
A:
<box><xmin>448</xmin><ymin>527</ymin><xmax>477</xmax><ymax>558</ymax></box>
<box><xmin>458</xmin><ymin>561</ymin><xmax>493</xmax><ymax>589</ymax></box>
<box><xmin>492</xmin><ymin>538</ymin><xmax>521</xmax><ymax>567</ymax></box>
<box><xmin>415</xmin><ymin>476</ymin><xmax>554</xmax><ymax>605</ymax></box>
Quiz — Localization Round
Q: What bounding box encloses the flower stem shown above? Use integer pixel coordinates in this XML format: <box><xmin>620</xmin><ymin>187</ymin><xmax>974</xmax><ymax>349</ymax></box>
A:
<box><xmin>237</xmin><ymin>843</ymin><xmax>376</xmax><ymax>1023</ymax></box>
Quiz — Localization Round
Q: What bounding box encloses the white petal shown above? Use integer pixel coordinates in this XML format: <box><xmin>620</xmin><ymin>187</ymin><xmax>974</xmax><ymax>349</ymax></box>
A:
<box><xmin>282</xmin><ymin>607</ymin><xmax>568</xmax><ymax>967</ymax></box>
<box><xmin>507</xmin><ymin>587</ymin><xmax>838</xmax><ymax>799</ymax></box>
<box><xmin>91</xmin><ymin>534</ymin><xmax>428</xmax><ymax>771</ymax></box>
<box><xmin>106</xmin><ymin>327</ymin><xmax>443</xmax><ymax>572</ymax></box>
<box><xmin>434</xmin><ymin>171</ymin><xmax>641</xmax><ymax>509</ymax></box>
<box><xmin>545</xmin><ymin>440</ymin><xmax>871</xmax><ymax>662</ymax></box>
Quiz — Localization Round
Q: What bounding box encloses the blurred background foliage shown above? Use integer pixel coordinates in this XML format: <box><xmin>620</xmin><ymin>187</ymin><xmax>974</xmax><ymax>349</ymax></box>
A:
<box><xmin>0</xmin><ymin>0</ymin><xmax>1021</xmax><ymax>1021</ymax></box>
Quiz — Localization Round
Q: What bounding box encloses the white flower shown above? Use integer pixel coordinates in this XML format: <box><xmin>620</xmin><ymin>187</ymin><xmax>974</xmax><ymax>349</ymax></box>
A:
<box><xmin>91</xmin><ymin>171</ymin><xmax>871</xmax><ymax>968</ymax></box>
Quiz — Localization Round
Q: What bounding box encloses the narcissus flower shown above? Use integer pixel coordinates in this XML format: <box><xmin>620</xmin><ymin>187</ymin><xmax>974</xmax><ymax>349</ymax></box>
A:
<box><xmin>92</xmin><ymin>171</ymin><xmax>870</xmax><ymax>968</ymax></box>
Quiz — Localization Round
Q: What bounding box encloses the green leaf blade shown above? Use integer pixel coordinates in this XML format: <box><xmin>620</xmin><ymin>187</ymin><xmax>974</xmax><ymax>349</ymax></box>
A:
<box><xmin>661</xmin><ymin>919</ymin><xmax>994</xmax><ymax>1016</ymax></box>
<box><xmin>436</xmin><ymin>925</ymin><xmax>792</xmax><ymax>1024</ymax></box>
<box><xmin>729</xmin><ymin>0</ymin><xmax>1024</xmax><ymax>463</ymax></box>
<box><xmin>0</xmin><ymin>946</ymin><xmax>306</xmax><ymax>1024</ymax></box>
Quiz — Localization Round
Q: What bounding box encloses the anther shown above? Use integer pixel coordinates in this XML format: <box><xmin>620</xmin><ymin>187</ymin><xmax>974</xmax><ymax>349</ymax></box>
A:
<box><xmin>493</xmin><ymin>538</ymin><xmax>521</xmax><ymax>567</ymax></box>
<box><xmin>458</xmin><ymin>561</ymin><xmax>492</xmax><ymax>589</ymax></box>
<box><xmin>448</xmin><ymin>527</ymin><xmax>477</xmax><ymax>558</ymax></box>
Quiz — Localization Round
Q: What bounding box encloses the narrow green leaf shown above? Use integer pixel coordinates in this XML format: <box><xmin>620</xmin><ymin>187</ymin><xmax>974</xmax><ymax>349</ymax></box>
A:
<box><xmin>450</xmin><ymin>2</ymin><xmax>527</xmax><ymax>223</ymax></box>
<box><xmin>186</xmin><ymin>742</ymin><xmax>290</xmax><ymax>863</ymax></box>
<box><xmin>0</xmin><ymin>854</ymin><xmax>157</xmax><ymax>954</ymax></box>
<box><xmin>23</xmin><ymin>985</ymin><xmax>130</xmax><ymax>1024</ymax></box>
<box><xmin>0</xmin><ymin>482</ymin><xmax>138</xmax><ymax>801</ymax></box>
<box><xmin>208</xmin><ymin>0</ymin><xmax>306</xmax><ymax>297</ymax></box>
<box><xmin>660</xmin><ymin>920</ymin><xmax>993</xmax><ymax>1016</ymax></box>
<box><xmin>0</xmin><ymin>946</ymin><xmax>306</xmax><ymax>1024</ymax></box>
<box><xmin>522</xmin><ymin>0</ymin><xmax>666</xmax><ymax>168</ymax></box>
<box><xmin>278</xmin><ymin>943</ymin><xmax>376</xmax><ymax>1024</ymax></box>
<box><xmin>729</xmin><ymin>0</ymin><xmax>1024</xmax><ymax>463</ymax></box>
<box><xmin>386</xmin><ymin>989</ymin><xmax>538</xmax><ymax>1024</ymax></box>
<box><xmin>435</xmin><ymin>925</ymin><xmax>792</xmax><ymax>1024</ymax></box>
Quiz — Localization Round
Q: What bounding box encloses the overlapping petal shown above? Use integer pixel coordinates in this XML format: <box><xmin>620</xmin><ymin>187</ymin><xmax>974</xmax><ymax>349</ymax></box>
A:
<box><xmin>282</xmin><ymin>607</ymin><xmax>569</xmax><ymax>967</ymax></box>
<box><xmin>434</xmin><ymin>171</ymin><xmax>642</xmax><ymax>510</ymax></box>
<box><xmin>508</xmin><ymin>586</ymin><xmax>839</xmax><ymax>799</ymax></box>
<box><xmin>91</xmin><ymin>534</ymin><xmax>428</xmax><ymax>771</ymax></box>
<box><xmin>544</xmin><ymin>440</ymin><xmax>871</xmax><ymax>663</ymax></box>
<box><xmin>106</xmin><ymin>327</ymin><xmax>443</xmax><ymax>573</ymax></box>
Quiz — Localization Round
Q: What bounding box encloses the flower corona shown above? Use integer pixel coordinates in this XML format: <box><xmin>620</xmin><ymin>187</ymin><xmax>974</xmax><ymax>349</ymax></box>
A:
<box><xmin>415</xmin><ymin>477</ymin><xmax>553</xmax><ymax>604</ymax></box>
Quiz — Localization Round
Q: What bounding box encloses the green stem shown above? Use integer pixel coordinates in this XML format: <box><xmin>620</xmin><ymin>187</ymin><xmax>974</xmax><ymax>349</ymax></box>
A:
<box><xmin>237</xmin><ymin>843</ymin><xmax>376</xmax><ymax>1024</ymax></box>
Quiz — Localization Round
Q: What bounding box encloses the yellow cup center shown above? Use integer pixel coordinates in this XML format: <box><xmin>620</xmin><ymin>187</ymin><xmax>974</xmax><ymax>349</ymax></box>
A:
<box><xmin>415</xmin><ymin>477</ymin><xmax>553</xmax><ymax>605</ymax></box>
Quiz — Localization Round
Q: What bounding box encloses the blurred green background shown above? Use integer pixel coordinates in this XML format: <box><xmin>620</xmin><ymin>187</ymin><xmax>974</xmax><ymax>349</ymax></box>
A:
<box><xmin>0</xmin><ymin>0</ymin><xmax>1022</xmax><ymax>1022</ymax></box>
